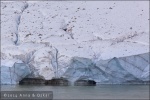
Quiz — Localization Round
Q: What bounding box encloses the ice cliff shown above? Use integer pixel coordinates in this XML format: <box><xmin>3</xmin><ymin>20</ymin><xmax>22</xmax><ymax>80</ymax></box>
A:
<box><xmin>64</xmin><ymin>53</ymin><xmax>149</xmax><ymax>84</ymax></box>
<box><xmin>1</xmin><ymin>1</ymin><xmax>149</xmax><ymax>84</ymax></box>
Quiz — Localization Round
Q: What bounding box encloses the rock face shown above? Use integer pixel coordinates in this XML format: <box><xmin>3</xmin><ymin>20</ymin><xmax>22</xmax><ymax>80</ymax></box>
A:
<box><xmin>45</xmin><ymin>78</ymin><xmax>69</xmax><ymax>86</ymax></box>
<box><xmin>19</xmin><ymin>78</ymin><xmax>45</xmax><ymax>85</ymax></box>
<box><xmin>1</xmin><ymin>63</ymin><xmax>31</xmax><ymax>84</ymax></box>
<box><xmin>74</xmin><ymin>80</ymin><xmax>96</xmax><ymax>86</ymax></box>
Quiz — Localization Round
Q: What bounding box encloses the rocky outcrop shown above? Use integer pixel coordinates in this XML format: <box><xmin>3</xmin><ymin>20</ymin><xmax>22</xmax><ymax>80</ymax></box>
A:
<box><xmin>74</xmin><ymin>80</ymin><xmax>96</xmax><ymax>86</ymax></box>
<box><xmin>19</xmin><ymin>78</ymin><xmax>45</xmax><ymax>85</ymax></box>
<box><xmin>45</xmin><ymin>78</ymin><xmax>69</xmax><ymax>86</ymax></box>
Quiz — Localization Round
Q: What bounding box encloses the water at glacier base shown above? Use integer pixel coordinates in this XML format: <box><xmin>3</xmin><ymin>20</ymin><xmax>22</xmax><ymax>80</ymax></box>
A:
<box><xmin>1</xmin><ymin>85</ymin><xmax>149</xmax><ymax>99</ymax></box>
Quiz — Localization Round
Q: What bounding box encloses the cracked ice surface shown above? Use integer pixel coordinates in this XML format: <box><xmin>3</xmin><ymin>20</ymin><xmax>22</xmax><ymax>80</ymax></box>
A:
<box><xmin>1</xmin><ymin>1</ymin><xmax>149</xmax><ymax>84</ymax></box>
<box><xmin>63</xmin><ymin>53</ymin><xmax>149</xmax><ymax>84</ymax></box>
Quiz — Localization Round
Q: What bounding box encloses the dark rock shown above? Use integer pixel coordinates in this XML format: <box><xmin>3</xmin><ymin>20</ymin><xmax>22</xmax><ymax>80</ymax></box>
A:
<box><xmin>74</xmin><ymin>80</ymin><xmax>96</xmax><ymax>86</ymax></box>
<box><xmin>19</xmin><ymin>78</ymin><xmax>45</xmax><ymax>85</ymax></box>
<box><xmin>45</xmin><ymin>77</ymin><xmax>69</xmax><ymax>86</ymax></box>
<box><xmin>124</xmin><ymin>80</ymin><xmax>150</xmax><ymax>84</ymax></box>
<box><xmin>109</xmin><ymin>7</ymin><xmax>113</xmax><ymax>9</ymax></box>
<box><xmin>63</xmin><ymin>28</ymin><xmax>67</xmax><ymax>32</ymax></box>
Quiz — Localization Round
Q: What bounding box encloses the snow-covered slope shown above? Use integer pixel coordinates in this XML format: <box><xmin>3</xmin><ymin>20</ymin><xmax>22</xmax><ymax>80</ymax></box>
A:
<box><xmin>1</xmin><ymin>1</ymin><xmax>149</xmax><ymax>84</ymax></box>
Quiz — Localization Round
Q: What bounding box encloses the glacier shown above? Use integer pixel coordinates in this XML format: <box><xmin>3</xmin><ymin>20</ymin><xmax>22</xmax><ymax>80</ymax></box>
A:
<box><xmin>1</xmin><ymin>63</ymin><xmax>31</xmax><ymax>84</ymax></box>
<box><xmin>1</xmin><ymin>1</ymin><xmax>149</xmax><ymax>84</ymax></box>
<box><xmin>1</xmin><ymin>52</ymin><xmax>149</xmax><ymax>84</ymax></box>
<box><xmin>63</xmin><ymin>53</ymin><xmax>149</xmax><ymax>84</ymax></box>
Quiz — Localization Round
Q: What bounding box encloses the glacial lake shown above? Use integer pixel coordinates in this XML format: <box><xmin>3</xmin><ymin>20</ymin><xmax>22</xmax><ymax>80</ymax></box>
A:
<box><xmin>1</xmin><ymin>85</ymin><xmax>149</xmax><ymax>99</ymax></box>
